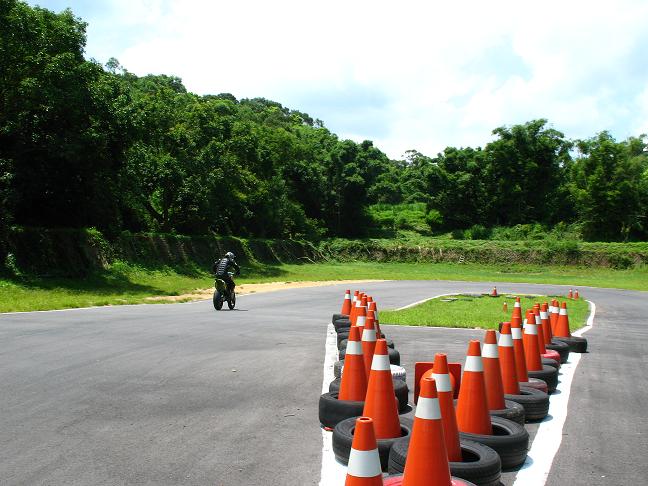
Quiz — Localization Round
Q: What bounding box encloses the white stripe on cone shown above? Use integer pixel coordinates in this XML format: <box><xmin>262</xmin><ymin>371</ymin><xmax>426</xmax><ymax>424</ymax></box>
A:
<box><xmin>499</xmin><ymin>334</ymin><xmax>513</xmax><ymax>347</ymax></box>
<box><xmin>356</xmin><ymin>316</ymin><xmax>366</xmax><ymax>327</ymax></box>
<box><xmin>371</xmin><ymin>353</ymin><xmax>391</xmax><ymax>371</ymax></box>
<box><xmin>525</xmin><ymin>324</ymin><xmax>538</xmax><ymax>335</ymax></box>
<box><xmin>415</xmin><ymin>396</ymin><xmax>442</xmax><ymax>420</ymax></box>
<box><xmin>346</xmin><ymin>341</ymin><xmax>363</xmax><ymax>355</ymax></box>
<box><xmin>560</xmin><ymin>308</ymin><xmax>568</xmax><ymax>315</ymax></box>
<box><xmin>540</xmin><ymin>311</ymin><xmax>549</xmax><ymax>319</ymax></box>
<box><xmin>362</xmin><ymin>329</ymin><xmax>376</xmax><ymax>342</ymax></box>
<box><xmin>465</xmin><ymin>355</ymin><xmax>483</xmax><ymax>372</ymax></box>
<box><xmin>431</xmin><ymin>373</ymin><xmax>452</xmax><ymax>392</ymax></box>
<box><xmin>534</xmin><ymin>314</ymin><xmax>541</xmax><ymax>324</ymax></box>
<box><xmin>482</xmin><ymin>343</ymin><xmax>499</xmax><ymax>358</ymax></box>
<box><xmin>347</xmin><ymin>448</ymin><xmax>382</xmax><ymax>478</ymax></box>
<box><xmin>512</xmin><ymin>328</ymin><xmax>522</xmax><ymax>339</ymax></box>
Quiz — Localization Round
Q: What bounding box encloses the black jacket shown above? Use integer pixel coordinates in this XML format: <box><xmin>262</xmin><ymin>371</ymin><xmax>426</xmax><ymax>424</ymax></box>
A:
<box><xmin>213</xmin><ymin>258</ymin><xmax>240</xmax><ymax>277</ymax></box>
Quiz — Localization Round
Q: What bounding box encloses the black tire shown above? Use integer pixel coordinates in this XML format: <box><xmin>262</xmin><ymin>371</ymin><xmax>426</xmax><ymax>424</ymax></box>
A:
<box><xmin>459</xmin><ymin>416</ymin><xmax>529</xmax><ymax>469</ymax></box>
<box><xmin>489</xmin><ymin>400</ymin><xmax>525</xmax><ymax>426</ymax></box>
<box><xmin>542</xmin><ymin>357</ymin><xmax>560</xmax><ymax>370</ymax></box>
<box><xmin>334</xmin><ymin>360</ymin><xmax>343</xmax><ymax>379</ymax></box>
<box><xmin>334</xmin><ymin>319</ymin><xmax>351</xmax><ymax>332</ymax></box>
<box><xmin>329</xmin><ymin>377</ymin><xmax>409</xmax><ymax>412</ymax></box>
<box><xmin>337</xmin><ymin>332</ymin><xmax>349</xmax><ymax>348</ymax></box>
<box><xmin>388</xmin><ymin>437</ymin><xmax>501</xmax><ymax>486</ymax></box>
<box><xmin>519</xmin><ymin>378</ymin><xmax>548</xmax><ymax>394</ymax></box>
<box><xmin>213</xmin><ymin>291</ymin><xmax>223</xmax><ymax>310</ymax></box>
<box><xmin>227</xmin><ymin>291</ymin><xmax>236</xmax><ymax>310</ymax></box>
<box><xmin>318</xmin><ymin>392</ymin><xmax>365</xmax><ymax>429</ymax></box>
<box><xmin>546</xmin><ymin>339</ymin><xmax>570</xmax><ymax>363</ymax></box>
<box><xmin>332</xmin><ymin>313</ymin><xmax>348</xmax><ymax>323</ymax></box>
<box><xmin>339</xmin><ymin>346</ymin><xmax>400</xmax><ymax>365</ymax></box>
<box><xmin>527</xmin><ymin>365</ymin><xmax>558</xmax><ymax>393</ymax></box>
<box><xmin>332</xmin><ymin>416</ymin><xmax>413</xmax><ymax>471</ymax></box>
<box><xmin>505</xmin><ymin>387</ymin><xmax>550</xmax><ymax>422</ymax></box>
<box><xmin>339</xmin><ymin>338</ymin><xmax>395</xmax><ymax>351</ymax></box>
<box><xmin>553</xmin><ymin>335</ymin><xmax>588</xmax><ymax>353</ymax></box>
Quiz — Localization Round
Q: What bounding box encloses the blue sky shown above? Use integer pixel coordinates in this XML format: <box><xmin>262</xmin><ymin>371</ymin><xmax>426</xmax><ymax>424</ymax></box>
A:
<box><xmin>28</xmin><ymin>0</ymin><xmax>648</xmax><ymax>159</ymax></box>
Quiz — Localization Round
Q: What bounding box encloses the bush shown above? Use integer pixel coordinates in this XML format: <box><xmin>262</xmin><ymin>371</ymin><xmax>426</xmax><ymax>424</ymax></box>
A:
<box><xmin>451</xmin><ymin>229</ymin><xmax>466</xmax><ymax>240</ymax></box>
<box><xmin>468</xmin><ymin>224</ymin><xmax>491</xmax><ymax>240</ymax></box>
<box><xmin>425</xmin><ymin>209</ymin><xmax>443</xmax><ymax>229</ymax></box>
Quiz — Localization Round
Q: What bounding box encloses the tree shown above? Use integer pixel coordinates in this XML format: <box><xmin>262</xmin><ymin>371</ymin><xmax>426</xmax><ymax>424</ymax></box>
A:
<box><xmin>0</xmin><ymin>1</ymin><xmax>125</xmax><ymax>233</ymax></box>
<box><xmin>570</xmin><ymin>133</ymin><xmax>648</xmax><ymax>241</ymax></box>
<box><xmin>483</xmin><ymin>119</ymin><xmax>571</xmax><ymax>226</ymax></box>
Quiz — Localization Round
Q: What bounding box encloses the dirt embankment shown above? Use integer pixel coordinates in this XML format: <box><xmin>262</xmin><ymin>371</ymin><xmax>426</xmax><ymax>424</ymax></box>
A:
<box><xmin>145</xmin><ymin>279</ymin><xmax>387</xmax><ymax>303</ymax></box>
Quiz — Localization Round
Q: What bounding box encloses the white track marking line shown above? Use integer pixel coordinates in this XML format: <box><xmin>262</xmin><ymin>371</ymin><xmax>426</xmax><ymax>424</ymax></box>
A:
<box><xmin>319</xmin><ymin>323</ymin><xmax>347</xmax><ymax>485</ymax></box>
<box><xmin>393</xmin><ymin>293</ymin><xmax>458</xmax><ymax>310</ymax></box>
<box><xmin>512</xmin><ymin>300</ymin><xmax>596</xmax><ymax>486</ymax></box>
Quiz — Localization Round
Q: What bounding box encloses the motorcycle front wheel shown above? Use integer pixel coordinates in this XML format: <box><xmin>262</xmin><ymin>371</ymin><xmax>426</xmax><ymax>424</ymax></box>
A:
<box><xmin>227</xmin><ymin>291</ymin><xmax>236</xmax><ymax>310</ymax></box>
<box><xmin>213</xmin><ymin>290</ymin><xmax>223</xmax><ymax>310</ymax></box>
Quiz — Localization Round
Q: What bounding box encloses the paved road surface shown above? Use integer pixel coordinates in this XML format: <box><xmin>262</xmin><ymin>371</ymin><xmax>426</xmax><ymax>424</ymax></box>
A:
<box><xmin>1</xmin><ymin>281</ymin><xmax>646</xmax><ymax>485</ymax></box>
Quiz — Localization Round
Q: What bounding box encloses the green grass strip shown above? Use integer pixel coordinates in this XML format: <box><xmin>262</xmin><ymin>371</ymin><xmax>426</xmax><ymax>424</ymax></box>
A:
<box><xmin>1</xmin><ymin>260</ymin><xmax>643</xmax><ymax>313</ymax></box>
<box><xmin>380</xmin><ymin>294</ymin><xmax>590</xmax><ymax>331</ymax></box>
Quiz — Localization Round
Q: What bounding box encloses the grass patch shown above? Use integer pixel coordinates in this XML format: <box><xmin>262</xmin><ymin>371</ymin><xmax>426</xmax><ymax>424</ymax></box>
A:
<box><xmin>1</xmin><ymin>260</ymin><xmax>644</xmax><ymax>313</ymax></box>
<box><xmin>380</xmin><ymin>294</ymin><xmax>590</xmax><ymax>331</ymax></box>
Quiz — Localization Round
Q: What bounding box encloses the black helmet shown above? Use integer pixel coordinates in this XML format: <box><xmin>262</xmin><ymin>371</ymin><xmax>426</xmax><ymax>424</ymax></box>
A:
<box><xmin>225</xmin><ymin>251</ymin><xmax>235</xmax><ymax>261</ymax></box>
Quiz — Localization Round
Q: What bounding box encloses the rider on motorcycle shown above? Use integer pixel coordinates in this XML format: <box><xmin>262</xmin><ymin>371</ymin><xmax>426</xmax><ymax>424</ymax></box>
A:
<box><xmin>212</xmin><ymin>251</ymin><xmax>240</xmax><ymax>294</ymax></box>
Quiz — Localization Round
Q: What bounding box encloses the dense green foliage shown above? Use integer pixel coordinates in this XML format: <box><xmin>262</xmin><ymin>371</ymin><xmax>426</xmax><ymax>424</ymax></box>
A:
<box><xmin>1</xmin><ymin>0</ymin><xmax>647</xmax><ymax>267</ymax></box>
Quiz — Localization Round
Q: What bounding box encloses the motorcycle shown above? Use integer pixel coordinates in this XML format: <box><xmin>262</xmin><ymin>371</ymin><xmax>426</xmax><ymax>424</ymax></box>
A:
<box><xmin>213</xmin><ymin>272</ymin><xmax>236</xmax><ymax>310</ymax></box>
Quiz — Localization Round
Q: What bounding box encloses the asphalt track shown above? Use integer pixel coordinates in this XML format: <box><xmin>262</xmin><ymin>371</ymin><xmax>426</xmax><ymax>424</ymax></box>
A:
<box><xmin>1</xmin><ymin>281</ymin><xmax>646</xmax><ymax>485</ymax></box>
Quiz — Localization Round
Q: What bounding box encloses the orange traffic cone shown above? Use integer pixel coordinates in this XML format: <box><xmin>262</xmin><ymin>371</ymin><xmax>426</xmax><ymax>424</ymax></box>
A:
<box><xmin>498</xmin><ymin>323</ymin><xmax>520</xmax><ymax>395</ymax></box>
<box><xmin>341</xmin><ymin>290</ymin><xmax>352</xmax><ymax>315</ymax></box>
<box><xmin>510</xmin><ymin>318</ymin><xmax>529</xmax><ymax>382</ymax></box>
<box><xmin>369</xmin><ymin>301</ymin><xmax>380</xmax><ymax>323</ymax></box>
<box><xmin>540</xmin><ymin>303</ymin><xmax>553</xmax><ymax>344</ymax></box>
<box><xmin>511</xmin><ymin>297</ymin><xmax>523</xmax><ymax>329</ymax></box>
<box><xmin>345</xmin><ymin>417</ymin><xmax>384</xmax><ymax>486</ymax></box>
<box><xmin>363</xmin><ymin>339</ymin><xmax>401</xmax><ymax>439</ymax></box>
<box><xmin>400</xmin><ymin>377</ymin><xmax>453</xmax><ymax>485</ymax></box>
<box><xmin>502</xmin><ymin>302</ymin><xmax>508</xmax><ymax>313</ymax></box>
<box><xmin>351</xmin><ymin>296</ymin><xmax>367</xmax><ymax>326</ymax></box>
<box><xmin>549</xmin><ymin>299</ymin><xmax>559</xmax><ymax>334</ymax></box>
<box><xmin>362</xmin><ymin>314</ymin><xmax>378</xmax><ymax>378</ymax></box>
<box><xmin>532</xmin><ymin>309</ymin><xmax>547</xmax><ymax>354</ymax></box>
<box><xmin>432</xmin><ymin>353</ymin><xmax>462</xmax><ymax>462</ymax></box>
<box><xmin>567</xmin><ymin>289</ymin><xmax>573</xmax><ymax>299</ymax></box>
<box><xmin>574</xmin><ymin>289</ymin><xmax>580</xmax><ymax>300</ymax></box>
<box><xmin>355</xmin><ymin>296</ymin><xmax>368</xmax><ymax>333</ymax></box>
<box><xmin>339</xmin><ymin>326</ymin><xmax>368</xmax><ymax>401</ymax></box>
<box><xmin>490</xmin><ymin>286</ymin><xmax>498</xmax><ymax>297</ymax></box>
<box><xmin>523</xmin><ymin>310</ymin><xmax>543</xmax><ymax>372</ymax></box>
<box><xmin>482</xmin><ymin>330</ymin><xmax>506</xmax><ymax>411</ymax></box>
<box><xmin>535</xmin><ymin>308</ymin><xmax>561</xmax><ymax>364</ymax></box>
<box><xmin>455</xmin><ymin>341</ymin><xmax>492</xmax><ymax>435</ymax></box>
<box><xmin>554</xmin><ymin>302</ymin><xmax>571</xmax><ymax>338</ymax></box>
<box><xmin>350</xmin><ymin>296</ymin><xmax>360</xmax><ymax>325</ymax></box>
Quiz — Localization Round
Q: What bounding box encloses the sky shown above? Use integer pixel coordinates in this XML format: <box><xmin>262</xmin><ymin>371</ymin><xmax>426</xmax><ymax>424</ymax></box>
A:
<box><xmin>27</xmin><ymin>0</ymin><xmax>648</xmax><ymax>160</ymax></box>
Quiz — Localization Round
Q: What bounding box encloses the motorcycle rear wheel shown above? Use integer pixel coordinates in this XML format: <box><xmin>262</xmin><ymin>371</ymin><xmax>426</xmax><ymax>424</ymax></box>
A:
<box><xmin>213</xmin><ymin>290</ymin><xmax>223</xmax><ymax>310</ymax></box>
<box><xmin>227</xmin><ymin>291</ymin><xmax>236</xmax><ymax>310</ymax></box>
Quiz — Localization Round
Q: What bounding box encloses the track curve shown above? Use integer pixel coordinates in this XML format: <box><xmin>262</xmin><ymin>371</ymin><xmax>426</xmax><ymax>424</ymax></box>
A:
<box><xmin>0</xmin><ymin>280</ymin><xmax>645</xmax><ymax>485</ymax></box>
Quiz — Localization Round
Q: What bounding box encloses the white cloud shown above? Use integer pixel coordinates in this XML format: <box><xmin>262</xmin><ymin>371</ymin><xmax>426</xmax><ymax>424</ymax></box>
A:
<box><xmin>47</xmin><ymin>0</ymin><xmax>648</xmax><ymax>157</ymax></box>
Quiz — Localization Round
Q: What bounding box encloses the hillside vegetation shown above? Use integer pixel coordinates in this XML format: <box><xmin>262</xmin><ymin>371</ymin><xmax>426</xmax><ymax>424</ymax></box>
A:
<box><xmin>1</xmin><ymin>1</ymin><xmax>647</xmax><ymax>312</ymax></box>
